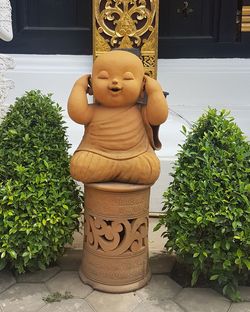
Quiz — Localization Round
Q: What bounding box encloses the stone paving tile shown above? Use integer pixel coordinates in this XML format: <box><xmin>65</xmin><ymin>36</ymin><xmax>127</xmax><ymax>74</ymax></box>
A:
<box><xmin>133</xmin><ymin>299</ymin><xmax>185</xmax><ymax>312</ymax></box>
<box><xmin>239</xmin><ymin>287</ymin><xmax>250</xmax><ymax>302</ymax></box>
<box><xmin>0</xmin><ymin>283</ymin><xmax>49</xmax><ymax>312</ymax></box>
<box><xmin>15</xmin><ymin>266</ymin><xmax>61</xmax><ymax>283</ymax></box>
<box><xmin>86</xmin><ymin>290</ymin><xmax>142</xmax><ymax>312</ymax></box>
<box><xmin>56</xmin><ymin>249</ymin><xmax>82</xmax><ymax>270</ymax></box>
<box><xmin>136</xmin><ymin>274</ymin><xmax>182</xmax><ymax>302</ymax></box>
<box><xmin>46</xmin><ymin>271</ymin><xmax>92</xmax><ymax>299</ymax></box>
<box><xmin>39</xmin><ymin>299</ymin><xmax>95</xmax><ymax>312</ymax></box>
<box><xmin>0</xmin><ymin>270</ymin><xmax>16</xmax><ymax>294</ymax></box>
<box><xmin>229</xmin><ymin>302</ymin><xmax>250</xmax><ymax>312</ymax></box>
<box><xmin>149</xmin><ymin>251</ymin><xmax>176</xmax><ymax>274</ymax></box>
<box><xmin>175</xmin><ymin>288</ymin><xmax>231</xmax><ymax>312</ymax></box>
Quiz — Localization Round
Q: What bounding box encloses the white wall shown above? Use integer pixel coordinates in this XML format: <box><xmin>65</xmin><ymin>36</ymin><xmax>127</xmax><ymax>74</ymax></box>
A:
<box><xmin>4</xmin><ymin>54</ymin><xmax>250</xmax><ymax>212</ymax></box>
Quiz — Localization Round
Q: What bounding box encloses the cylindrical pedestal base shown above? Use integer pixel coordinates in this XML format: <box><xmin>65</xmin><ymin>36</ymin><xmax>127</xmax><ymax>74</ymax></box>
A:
<box><xmin>79</xmin><ymin>183</ymin><xmax>151</xmax><ymax>293</ymax></box>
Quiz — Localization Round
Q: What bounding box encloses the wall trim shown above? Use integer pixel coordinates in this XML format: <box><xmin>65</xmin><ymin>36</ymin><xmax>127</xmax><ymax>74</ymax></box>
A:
<box><xmin>7</xmin><ymin>54</ymin><xmax>92</xmax><ymax>74</ymax></box>
<box><xmin>7</xmin><ymin>54</ymin><xmax>250</xmax><ymax>74</ymax></box>
<box><xmin>158</xmin><ymin>58</ymin><xmax>250</xmax><ymax>73</ymax></box>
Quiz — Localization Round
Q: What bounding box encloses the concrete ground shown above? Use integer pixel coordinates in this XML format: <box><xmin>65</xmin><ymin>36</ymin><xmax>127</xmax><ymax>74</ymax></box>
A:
<box><xmin>1</xmin><ymin>219</ymin><xmax>250</xmax><ymax>312</ymax></box>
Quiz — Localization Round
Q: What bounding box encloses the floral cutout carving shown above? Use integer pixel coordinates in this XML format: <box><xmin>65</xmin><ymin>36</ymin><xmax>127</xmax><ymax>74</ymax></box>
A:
<box><xmin>93</xmin><ymin>0</ymin><xmax>159</xmax><ymax>78</ymax></box>
<box><xmin>84</xmin><ymin>213</ymin><xmax>148</xmax><ymax>256</ymax></box>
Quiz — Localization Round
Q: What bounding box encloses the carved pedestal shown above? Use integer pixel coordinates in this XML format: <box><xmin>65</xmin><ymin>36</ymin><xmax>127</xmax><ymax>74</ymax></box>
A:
<box><xmin>79</xmin><ymin>183</ymin><xmax>151</xmax><ymax>293</ymax></box>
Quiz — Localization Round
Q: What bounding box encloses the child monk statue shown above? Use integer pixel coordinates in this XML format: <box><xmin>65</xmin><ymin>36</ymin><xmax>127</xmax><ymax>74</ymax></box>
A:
<box><xmin>68</xmin><ymin>50</ymin><xmax>168</xmax><ymax>185</ymax></box>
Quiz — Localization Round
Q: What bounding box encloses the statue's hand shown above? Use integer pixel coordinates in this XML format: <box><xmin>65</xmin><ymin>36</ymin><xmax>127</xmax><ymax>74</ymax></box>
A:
<box><xmin>143</xmin><ymin>75</ymin><xmax>168</xmax><ymax>125</ymax></box>
<box><xmin>75</xmin><ymin>74</ymin><xmax>92</xmax><ymax>95</ymax></box>
<box><xmin>144</xmin><ymin>75</ymin><xmax>162</xmax><ymax>96</ymax></box>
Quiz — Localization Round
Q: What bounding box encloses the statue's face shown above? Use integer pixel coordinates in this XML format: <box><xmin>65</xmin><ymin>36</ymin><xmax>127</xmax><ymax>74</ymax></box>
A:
<box><xmin>92</xmin><ymin>51</ymin><xmax>144</xmax><ymax>108</ymax></box>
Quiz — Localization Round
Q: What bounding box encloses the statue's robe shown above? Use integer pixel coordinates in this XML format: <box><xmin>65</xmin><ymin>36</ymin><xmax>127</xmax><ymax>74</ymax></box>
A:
<box><xmin>70</xmin><ymin>104</ymin><xmax>161</xmax><ymax>184</ymax></box>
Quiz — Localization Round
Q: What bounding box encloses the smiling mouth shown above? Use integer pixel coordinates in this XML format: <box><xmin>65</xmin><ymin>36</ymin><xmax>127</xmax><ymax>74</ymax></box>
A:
<box><xmin>109</xmin><ymin>86</ymin><xmax>122</xmax><ymax>93</ymax></box>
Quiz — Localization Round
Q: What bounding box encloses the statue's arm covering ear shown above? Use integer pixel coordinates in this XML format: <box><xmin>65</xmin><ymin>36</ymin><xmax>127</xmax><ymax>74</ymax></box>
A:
<box><xmin>141</xmin><ymin>106</ymin><xmax>162</xmax><ymax>150</ymax></box>
<box><xmin>144</xmin><ymin>76</ymin><xmax>168</xmax><ymax>126</ymax></box>
<box><xmin>139</xmin><ymin>76</ymin><xmax>168</xmax><ymax>150</ymax></box>
<box><xmin>67</xmin><ymin>75</ymin><xmax>94</xmax><ymax>125</ymax></box>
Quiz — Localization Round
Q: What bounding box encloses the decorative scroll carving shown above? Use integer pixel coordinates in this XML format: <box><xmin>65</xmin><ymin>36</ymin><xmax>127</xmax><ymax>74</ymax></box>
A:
<box><xmin>0</xmin><ymin>53</ymin><xmax>14</xmax><ymax>71</ymax></box>
<box><xmin>84</xmin><ymin>213</ymin><xmax>148</xmax><ymax>256</ymax></box>
<box><xmin>93</xmin><ymin>0</ymin><xmax>159</xmax><ymax>78</ymax></box>
<box><xmin>0</xmin><ymin>0</ymin><xmax>14</xmax><ymax>120</ymax></box>
<box><xmin>0</xmin><ymin>0</ymin><xmax>13</xmax><ymax>42</ymax></box>
<box><xmin>0</xmin><ymin>54</ymin><xmax>14</xmax><ymax>121</ymax></box>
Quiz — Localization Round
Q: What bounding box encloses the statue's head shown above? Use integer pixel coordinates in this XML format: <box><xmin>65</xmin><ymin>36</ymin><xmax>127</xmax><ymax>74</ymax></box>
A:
<box><xmin>92</xmin><ymin>50</ymin><xmax>145</xmax><ymax>108</ymax></box>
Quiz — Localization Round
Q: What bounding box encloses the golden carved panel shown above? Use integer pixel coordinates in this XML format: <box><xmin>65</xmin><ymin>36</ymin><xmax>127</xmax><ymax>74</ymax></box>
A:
<box><xmin>93</xmin><ymin>0</ymin><xmax>159</xmax><ymax>78</ymax></box>
<box><xmin>242</xmin><ymin>6</ymin><xmax>250</xmax><ymax>32</ymax></box>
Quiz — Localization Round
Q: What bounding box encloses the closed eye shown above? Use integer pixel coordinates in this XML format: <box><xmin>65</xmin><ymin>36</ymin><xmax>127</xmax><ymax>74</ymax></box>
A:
<box><xmin>123</xmin><ymin>72</ymin><xmax>135</xmax><ymax>80</ymax></box>
<box><xmin>98</xmin><ymin>70</ymin><xmax>109</xmax><ymax>79</ymax></box>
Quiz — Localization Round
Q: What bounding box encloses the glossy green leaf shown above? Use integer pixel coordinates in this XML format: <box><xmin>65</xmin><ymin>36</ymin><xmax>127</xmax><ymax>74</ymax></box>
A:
<box><xmin>157</xmin><ymin>108</ymin><xmax>250</xmax><ymax>302</ymax></box>
<box><xmin>0</xmin><ymin>90</ymin><xmax>83</xmax><ymax>273</ymax></box>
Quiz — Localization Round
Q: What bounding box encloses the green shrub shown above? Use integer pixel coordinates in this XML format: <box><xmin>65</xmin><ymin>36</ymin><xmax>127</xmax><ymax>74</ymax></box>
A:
<box><xmin>156</xmin><ymin>108</ymin><xmax>250</xmax><ymax>301</ymax></box>
<box><xmin>0</xmin><ymin>90</ymin><xmax>83</xmax><ymax>273</ymax></box>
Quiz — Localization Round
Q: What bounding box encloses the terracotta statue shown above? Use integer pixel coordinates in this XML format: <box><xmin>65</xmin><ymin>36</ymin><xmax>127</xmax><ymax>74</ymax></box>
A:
<box><xmin>68</xmin><ymin>50</ymin><xmax>168</xmax><ymax>185</ymax></box>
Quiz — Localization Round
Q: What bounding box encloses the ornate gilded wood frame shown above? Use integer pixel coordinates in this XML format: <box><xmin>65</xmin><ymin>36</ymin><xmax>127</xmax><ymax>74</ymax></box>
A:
<box><xmin>93</xmin><ymin>0</ymin><xmax>159</xmax><ymax>78</ymax></box>
<box><xmin>241</xmin><ymin>6</ymin><xmax>250</xmax><ymax>32</ymax></box>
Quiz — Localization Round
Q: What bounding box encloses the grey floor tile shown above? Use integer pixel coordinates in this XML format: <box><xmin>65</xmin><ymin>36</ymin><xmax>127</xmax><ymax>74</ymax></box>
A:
<box><xmin>133</xmin><ymin>300</ymin><xmax>185</xmax><ymax>312</ymax></box>
<box><xmin>39</xmin><ymin>299</ymin><xmax>95</xmax><ymax>312</ymax></box>
<box><xmin>15</xmin><ymin>266</ymin><xmax>60</xmax><ymax>283</ymax></box>
<box><xmin>136</xmin><ymin>275</ymin><xmax>182</xmax><ymax>301</ymax></box>
<box><xmin>46</xmin><ymin>271</ymin><xmax>92</xmax><ymax>299</ymax></box>
<box><xmin>0</xmin><ymin>283</ymin><xmax>49</xmax><ymax>312</ymax></box>
<box><xmin>175</xmin><ymin>288</ymin><xmax>231</xmax><ymax>312</ymax></box>
<box><xmin>86</xmin><ymin>290</ymin><xmax>142</xmax><ymax>312</ymax></box>
<box><xmin>239</xmin><ymin>287</ymin><xmax>250</xmax><ymax>302</ymax></box>
<box><xmin>229</xmin><ymin>302</ymin><xmax>250</xmax><ymax>312</ymax></box>
<box><xmin>0</xmin><ymin>270</ymin><xmax>16</xmax><ymax>294</ymax></box>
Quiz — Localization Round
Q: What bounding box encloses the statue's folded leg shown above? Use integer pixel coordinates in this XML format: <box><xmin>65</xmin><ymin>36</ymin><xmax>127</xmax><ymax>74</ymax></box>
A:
<box><xmin>117</xmin><ymin>152</ymin><xmax>160</xmax><ymax>185</ymax></box>
<box><xmin>70</xmin><ymin>150</ymin><xmax>160</xmax><ymax>185</ymax></box>
<box><xmin>70</xmin><ymin>151</ymin><xmax>118</xmax><ymax>183</ymax></box>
